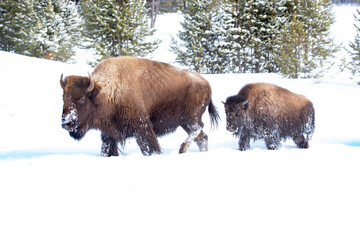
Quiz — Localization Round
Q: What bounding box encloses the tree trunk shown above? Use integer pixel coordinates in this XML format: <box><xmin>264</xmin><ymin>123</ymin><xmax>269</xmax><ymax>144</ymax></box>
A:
<box><xmin>150</xmin><ymin>0</ymin><xmax>160</xmax><ymax>28</ymax></box>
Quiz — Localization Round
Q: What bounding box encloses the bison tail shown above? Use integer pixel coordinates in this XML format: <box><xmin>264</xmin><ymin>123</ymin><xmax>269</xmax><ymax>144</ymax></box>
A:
<box><xmin>208</xmin><ymin>99</ymin><xmax>220</xmax><ymax>130</ymax></box>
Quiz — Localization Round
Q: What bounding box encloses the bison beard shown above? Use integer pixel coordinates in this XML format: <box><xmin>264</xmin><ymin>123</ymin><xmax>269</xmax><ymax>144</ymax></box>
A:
<box><xmin>60</xmin><ymin>57</ymin><xmax>220</xmax><ymax>156</ymax></box>
<box><xmin>224</xmin><ymin>83</ymin><xmax>315</xmax><ymax>151</ymax></box>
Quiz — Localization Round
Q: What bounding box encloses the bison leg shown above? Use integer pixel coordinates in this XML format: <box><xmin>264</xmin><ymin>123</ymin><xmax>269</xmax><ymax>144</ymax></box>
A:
<box><xmin>135</xmin><ymin>119</ymin><xmax>162</xmax><ymax>156</ymax></box>
<box><xmin>264</xmin><ymin>130</ymin><xmax>280</xmax><ymax>150</ymax></box>
<box><xmin>180</xmin><ymin>123</ymin><xmax>205</xmax><ymax>153</ymax></box>
<box><xmin>101</xmin><ymin>133</ymin><xmax>119</xmax><ymax>157</ymax></box>
<box><xmin>195</xmin><ymin>131</ymin><xmax>209</xmax><ymax>152</ymax></box>
<box><xmin>293</xmin><ymin>134</ymin><xmax>309</xmax><ymax>149</ymax></box>
<box><xmin>239</xmin><ymin>129</ymin><xmax>251</xmax><ymax>151</ymax></box>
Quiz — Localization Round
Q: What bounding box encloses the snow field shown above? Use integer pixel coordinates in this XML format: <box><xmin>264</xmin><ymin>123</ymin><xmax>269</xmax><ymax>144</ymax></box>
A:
<box><xmin>1</xmin><ymin>5</ymin><xmax>360</xmax><ymax>240</ymax></box>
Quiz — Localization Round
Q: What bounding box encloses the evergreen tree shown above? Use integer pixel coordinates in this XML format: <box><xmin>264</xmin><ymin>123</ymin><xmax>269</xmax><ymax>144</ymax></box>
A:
<box><xmin>348</xmin><ymin>9</ymin><xmax>360</xmax><ymax>83</ymax></box>
<box><xmin>220</xmin><ymin>0</ymin><xmax>284</xmax><ymax>73</ymax></box>
<box><xmin>81</xmin><ymin>0</ymin><xmax>159</xmax><ymax>62</ymax></box>
<box><xmin>220</xmin><ymin>0</ymin><xmax>249</xmax><ymax>73</ymax></box>
<box><xmin>275</xmin><ymin>0</ymin><xmax>338</xmax><ymax>78</ymax></box>
<box><xmin>275</xmin><ymin>14</ymin><xmax>306</xmax><ymax>78</ymax></box>
<box><xmin>0</xmin><ymin>0</ymin><xmax>34</xmax><ymax>53</ymax></box>
<box><xmin>0</xmin><ymin>0</ymin><xmax>82</xmax><ymax>62</ymax></box>
<box><xmin>244</xmin><ymin>0</ymin><xmax>279</xmax><ymax>73</ymax></box>
<box><xmin>31</xmin><ymin>0</ymin><xmax>60</xmax><ymax>58</ymax></box>
<box><xmin>31</xmin><ymin>0</ymin><xmax>83</xmax><ymax>61</ymax></box>
<box><xmin>170</xmin><ymin>0</ymin><xmax>226</xmax><ymax>74</ymax></box>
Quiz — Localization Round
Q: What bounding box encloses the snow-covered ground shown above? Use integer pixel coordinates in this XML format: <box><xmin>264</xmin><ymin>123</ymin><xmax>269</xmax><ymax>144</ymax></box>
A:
<box><xmin>1</xmin><ymin>5</ymin><xmax>360</xmax><ymax>240</ymax></box>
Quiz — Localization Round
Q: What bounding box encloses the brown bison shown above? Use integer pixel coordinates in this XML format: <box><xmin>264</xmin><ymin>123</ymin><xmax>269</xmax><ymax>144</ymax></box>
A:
<box><xmin>224</xmin><ymin>83</ymin><xmax>315</xmax><ymax>151</ymax></box>
<box><xmin>60</xmin><ymin>56</ymin><xmax>220</xmax><ymax>156</ymax></box>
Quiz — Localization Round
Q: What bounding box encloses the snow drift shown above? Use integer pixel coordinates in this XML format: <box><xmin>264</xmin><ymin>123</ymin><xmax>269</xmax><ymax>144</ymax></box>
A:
<box><xmin>1</xmin><ymin>6</ymin><xmax>360</xmax><ymax>240</ymax></box>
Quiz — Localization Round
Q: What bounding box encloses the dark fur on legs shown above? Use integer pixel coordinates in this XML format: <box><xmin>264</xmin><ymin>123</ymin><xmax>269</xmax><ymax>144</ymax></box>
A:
<box><xmin>101</xmin><ymin>133</ymin><xmax>119</xmax><ymax>157</ymax></box>
<box><xmin>135</xmin><ymin>119</ymin><xmax>162</xmax><ymax>156</ymax></box>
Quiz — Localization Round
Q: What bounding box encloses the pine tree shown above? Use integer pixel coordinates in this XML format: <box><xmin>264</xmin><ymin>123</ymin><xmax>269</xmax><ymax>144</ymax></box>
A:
<box><xmin>81</xmin><ymin>0</ymin><xmax>160</xmax><ymax>62</ymax></box>
<box><xmin>170</xmin><ymin>0</ymin><xmax>226</xmax><ymax>74</ymax></box>
<box><xmin>0</xmin><ymin>0</ymin><xmax>82</xmax><ymax>62</ymax></box>
<box><xmin>275</xmin><ymin>14</ymin><xmax>306</xmax><ymax>78</ymax></box>
<box><xmin>56</xmin><ymin>0</ymin><xmax>83</xmax><ymax>61</ymax></box>
<box><xmin>0</xmin><ymin>0</ymin><xmax>34</xmax><ymax>53</ymax></box>
<box><xmin>247</xmin><ymin>0</ymin><xmax>281</xmax><ymax>73</ymax></box>
<box><xmin>30</xmin><ymin>0</ymin><xmax>59</xmax><ymax>58</ymax></box>
<box><xmin>220</xmin><ymin>0</ymin><xmax>284</xmax><ymax>73</ymax></box>
<box><xmin>275</xmin><ymin>0</ymin><xmax>338</xmax><ymax>78</ymax></box>
<box><xmin>220</xmin><ymin>0</ymin><xmax>248</xmax><ymax>73</ymax></box>
<box><xmin>348</xmin><ymin>9</ymin><xmax>360</xmax><ymax>83</ymax></box>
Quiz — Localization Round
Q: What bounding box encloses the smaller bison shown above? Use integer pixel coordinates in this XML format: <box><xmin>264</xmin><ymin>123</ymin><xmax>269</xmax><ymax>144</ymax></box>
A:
<box><xmin>224</xmin><ymin>83</ymin><xmax>315</xmax><ymax>151</ymax></box>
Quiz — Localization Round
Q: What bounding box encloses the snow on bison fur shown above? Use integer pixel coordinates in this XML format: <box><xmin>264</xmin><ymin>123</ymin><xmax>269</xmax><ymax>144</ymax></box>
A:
<box><xmin>60</xmin><ymin>56</ymin><xmax>220</xmax><ymax>157</ymax></box>
<box><xmin>224</xmin><ymin>83</ymin><xmax>315</xmax><ymax>151</ymax></box>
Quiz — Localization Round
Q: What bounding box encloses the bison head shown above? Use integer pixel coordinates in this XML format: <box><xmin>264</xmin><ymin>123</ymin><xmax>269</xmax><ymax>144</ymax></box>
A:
<box><xmin>60</xmin><ymin>74</ymin><xmax>100</xmax><ymax>140</ymax></box>
<box><xmin>223</xmin><ymin>95</ymin><xmax>249</xmax><ymax>134</ymax></box>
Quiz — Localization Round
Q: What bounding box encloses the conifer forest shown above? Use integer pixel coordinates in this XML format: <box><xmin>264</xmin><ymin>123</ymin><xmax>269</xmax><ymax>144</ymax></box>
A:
<box><xmin>1</xmin><ymin>0</ymin><xmax>359</xmax><ymax>78</ymax></box>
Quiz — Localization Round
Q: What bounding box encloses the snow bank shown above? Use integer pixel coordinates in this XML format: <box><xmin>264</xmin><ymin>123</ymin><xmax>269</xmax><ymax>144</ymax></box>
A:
<box><xmin>1</xmin><ymin>6</ymin><xmax>360</xmax><ymax>240</ymax></box>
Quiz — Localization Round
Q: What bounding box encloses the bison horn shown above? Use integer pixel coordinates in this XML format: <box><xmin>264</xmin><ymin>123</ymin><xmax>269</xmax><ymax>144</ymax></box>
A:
<box><xmin>60</xmin><ymin>73</ymin><xmax>65</xmax><ymax>89</ymax></box>
<box><xmin>87</xmin><ymin>72</ymin><xmax>95</xmax><ymax>92</ymax></box>
<box><xmin>241</xmin><ymin>100</ymin><xmax>249</xmax><ymax>108</ymax></box>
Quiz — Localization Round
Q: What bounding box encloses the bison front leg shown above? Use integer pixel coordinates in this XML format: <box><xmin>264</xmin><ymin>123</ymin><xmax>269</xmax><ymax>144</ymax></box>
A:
<box><xmin>101</xmin><ymin>133</ymin><xmax>119</xmax><ymax>157</ymax></box>
<box><xmin>135</xmin><ymin>119</ymin><xmax>162</xmax><ymax>156</ymax></box>
<box><xmin>293</xmin><ymin>134</ymin><xmax>309</xmax><ymax>149</ymax></box>
<box><xmin>239</xmin><ymin>129</ymin><xmax>251</xmax><ymax>151</ymax></box>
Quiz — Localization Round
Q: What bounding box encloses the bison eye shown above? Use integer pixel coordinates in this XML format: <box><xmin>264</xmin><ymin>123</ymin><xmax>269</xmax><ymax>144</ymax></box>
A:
<box><xmin>77</xmin><ymin>97</ymin><xmax>86</xmax><ymax>104</ymax></box>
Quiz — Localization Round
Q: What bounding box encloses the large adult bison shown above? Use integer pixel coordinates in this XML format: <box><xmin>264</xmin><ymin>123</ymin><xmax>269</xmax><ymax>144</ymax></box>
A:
<box><xmin>60</xmin><ymin>56</ymin><xmax>220</xmax><ymax>156</ymax></box>
<box><xmin>224</xmin><ymin>83</ymin><xmax>315</xmax><ymax>151</ymax></box>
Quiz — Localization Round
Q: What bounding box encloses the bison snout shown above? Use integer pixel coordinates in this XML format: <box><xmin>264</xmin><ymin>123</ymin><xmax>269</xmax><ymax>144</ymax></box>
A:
<box><xmin>226</xmin><ymin>124</ymin><xmax>236</xmax><ymax>132</ymax></box>
<box><xmin>61</xmin><ymin>121</ymin><xmax>72</xmax><ymax>131</ymax></box>
<box><xmin>61</xmin><ymin>116</ymin><xmax>76</xmax><ymax>132</ymax></box>
<box><xmin>61</xmin><ymin>115</ymin><xmax>86</xmax><ymax>140</ymax></box>
<box><xmin>61</xmin><ymin>109</ymin><xmax>78</xmax><ymax>129</ymax></box>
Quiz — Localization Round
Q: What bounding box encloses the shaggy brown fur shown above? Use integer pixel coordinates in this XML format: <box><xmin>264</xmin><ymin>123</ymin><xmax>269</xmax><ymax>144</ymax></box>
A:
<box><xmin>60</xmin><ymin>56</ymin><xmax>219</xmax><ymax>156</ymax></box>
<box><xmin>224</xmin><ymin>83</ymin><xmax>315</xmax><ymax>150</ymax></box>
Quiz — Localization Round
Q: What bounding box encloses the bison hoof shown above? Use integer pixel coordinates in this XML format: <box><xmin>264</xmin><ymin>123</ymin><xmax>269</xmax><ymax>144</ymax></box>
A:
<box><xmin>297</xmin><ymin>142</ymin><xmax>309</xmax><ymax>149</ymax></box>
<box><xmin>239</xmin><ymin>141</ymin><xmax>250</xmax><ymax>151</ymax></box>
<box><xmin>293</xmin><ymin>135</ymin><xmax>309</xmax><ymax>149</ymax></box>
<box><xmin>179</xmin><ymin>142</ymin><xmax>190</xmax><ymax>154</ymax></box>
<box><xmin>100</xmin><ymin>146</ymin><xmax>119</xmax><ymax>157</ymax></box>
<box><xmin>101</xmin><ymin>151</ymin><xmax>119</xmax><ymax>157</ymax></box>
<box><xmin>101</xmin><ymin>152</ymin><xmax>110</xmax><ymax>157</ymax></box>
<box><xmin>266</xmin><ymin>144</ymin><xmax>278</xmax><ymax>150</ymax></box>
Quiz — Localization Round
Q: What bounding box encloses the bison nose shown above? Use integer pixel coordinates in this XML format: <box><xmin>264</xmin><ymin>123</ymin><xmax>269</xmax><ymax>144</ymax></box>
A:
<box><xmin>61</xmin><ymin>108</ymin><xmax>77</xmax><ymax>131</ymax></box>
<box><xmin>226</xmin><ymin>125</ymin><xmax>235</xmax><ymax>132</ymax></box>
<box><xmin>62</xmin><ymin>122</ymin><xmax>70</xmax><ymax>131</ymax></box>
<box><xmin>61</xmin><ymin>114</ymin><xmax>72</xmax><ymax>131</ymax></box>
<box><xmin>61</xmin><ymin>120</ymin><xmax>71</xmax><ymax>131</ymax></box>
